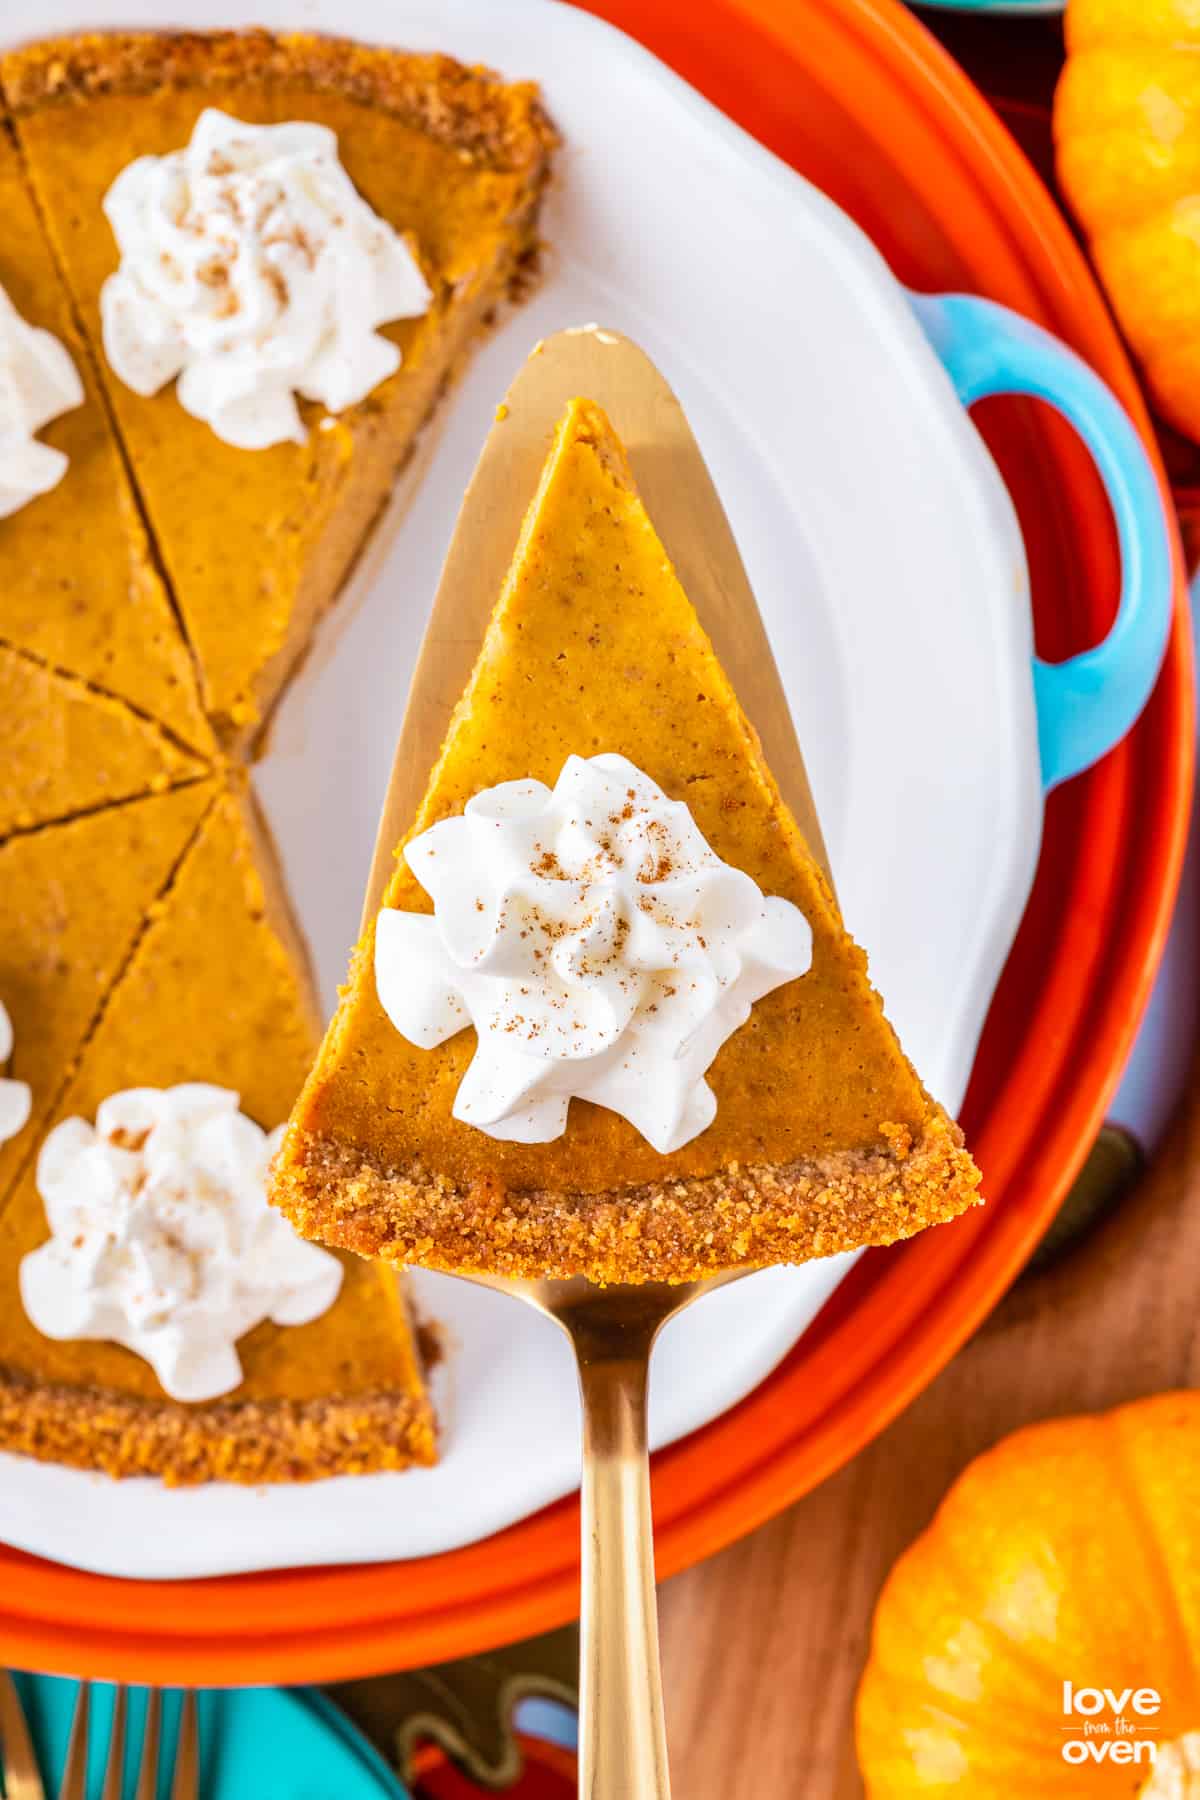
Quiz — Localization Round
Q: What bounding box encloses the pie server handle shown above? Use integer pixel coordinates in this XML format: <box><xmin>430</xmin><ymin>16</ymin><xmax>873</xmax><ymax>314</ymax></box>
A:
<box><xmin>908</xmin><ymin>288</ymin><xmax>1175</xmax><ymax>791</ymax></box>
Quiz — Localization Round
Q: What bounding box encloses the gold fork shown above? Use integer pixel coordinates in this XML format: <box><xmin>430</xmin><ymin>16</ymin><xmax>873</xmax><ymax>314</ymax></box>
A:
<box><xmin>0</xmin><ymin>1670</ymin><xmax>42</xmax><ymax>1800</ymax></box>
<box><xmin>58</xmin><ymin>1686</ymin><xmax>198</xmax><ymax>1800</ymax></box>
<box><xmin>1</xmin><ymin>1679</ymin><xmax>198</xmax><ymax>1800</ymax></box>
<box><xmin>361</xmin><ymin>328</ymin><xmax>829</xmax><ymax>1799</ymax></box>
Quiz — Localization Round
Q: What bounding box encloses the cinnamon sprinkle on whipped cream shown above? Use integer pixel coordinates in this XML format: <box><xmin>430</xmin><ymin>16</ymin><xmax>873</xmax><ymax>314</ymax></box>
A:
<box><xmin>100</xmin><ymin>109</ymin><xmax>432</xmax><ymax>450</ymax></box>
<box><xmin>20</xmin><ymin>1084</ymin><xmax>342</xmax><ymax>1401</ymax></box>
<box><xmin>374</xmin><ymin>753</ymin><xmax>813</xmax><ymax>1152</ymax></box>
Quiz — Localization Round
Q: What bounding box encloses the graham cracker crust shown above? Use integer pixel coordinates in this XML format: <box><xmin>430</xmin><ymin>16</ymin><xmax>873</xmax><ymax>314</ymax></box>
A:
<box><xmin>273</xmin><ymin>1111</ymin><xmax>982</xmax><ymax>1286</ymax></box>
<box><xmin>2</xmin><ymin>29</ymin><xmax>559</xmax><ymax>175</ymax></box>
<box><xmin>0</xmin><ymin>1366</ymin><xmax>436</xmax><ymax>1486</ymax></box>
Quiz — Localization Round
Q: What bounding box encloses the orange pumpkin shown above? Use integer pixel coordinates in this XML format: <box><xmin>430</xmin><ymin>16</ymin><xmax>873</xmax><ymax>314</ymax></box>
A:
<box><xmin>1055</xmin><ymin>0</ymin><xmax>1200</xmax><ymax>442</ymax></box>
<box><xmin>856</xmin><ymin>1393</ymin><xmax>1200</xmax><ymax>1795</ymax></box>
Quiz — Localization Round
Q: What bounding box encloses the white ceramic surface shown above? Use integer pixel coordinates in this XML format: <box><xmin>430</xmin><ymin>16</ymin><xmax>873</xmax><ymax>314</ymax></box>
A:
<box><xmin>0</xmin><ymin>0</ymin><xmax>1042</xmax><ymax>1578</ymax></box>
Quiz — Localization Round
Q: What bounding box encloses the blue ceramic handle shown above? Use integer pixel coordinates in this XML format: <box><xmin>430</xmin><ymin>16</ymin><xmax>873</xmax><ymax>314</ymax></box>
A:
<box><xmin>908</xmin><ymin>289</ymin><xmax>1173</xmax><ymax>790</ymax></box>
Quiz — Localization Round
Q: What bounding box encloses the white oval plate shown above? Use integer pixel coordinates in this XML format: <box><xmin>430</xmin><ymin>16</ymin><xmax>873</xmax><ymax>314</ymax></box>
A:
<box><xmin>0</xmin><ymin>0</ymin><xmax>1041</xmax><ymax>1578</ymax></box>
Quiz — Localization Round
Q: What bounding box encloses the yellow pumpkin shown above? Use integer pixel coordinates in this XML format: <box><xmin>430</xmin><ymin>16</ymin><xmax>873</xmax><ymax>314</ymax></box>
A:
<box><xmin>1055</xmin><ymin>0</ymin><xmax>1200</xmax><ymax>441</ymax></box>
<box><xmin>856</xmin><ymin>1393</ymin><xmax>1200</xmax><ymax>1795</ymax></box>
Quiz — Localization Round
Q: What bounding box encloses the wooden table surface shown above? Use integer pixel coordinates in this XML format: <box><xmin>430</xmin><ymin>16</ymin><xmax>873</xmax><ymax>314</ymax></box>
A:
<box><xmin>658</xmin><ymin>1059</ymin><xmax>1200</xmax><ymax>1797</ymax></box>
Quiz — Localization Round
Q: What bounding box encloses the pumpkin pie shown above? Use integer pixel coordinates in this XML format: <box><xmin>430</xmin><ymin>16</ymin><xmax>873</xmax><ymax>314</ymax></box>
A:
<box><xmin>2</xmin><ymin>29</ymin><xmax>557</xmax><ymax>743</ymax></box>
<box><xmin>0</xmin><ymin>781</ymin><xmax>435</xmax><ymax>1482</ymax></box>
<box><xmin>1</xmin><ymin>644</ymin><xmax>206</xmax><ymax>839</ymax></box>
<box><xmin>0</xmin><ymin>23</ymin><xmax>555</xmax><ymax>1483</ymax></box>
<box><xmin>0</xmin><ymin>125</ymin><xmax>212</xmax><ymax>758</ymax></box>
<box><xmin>270</xmin><ymin>400</ymin><xmax>982</xmax><ymax>1284</ymax></box>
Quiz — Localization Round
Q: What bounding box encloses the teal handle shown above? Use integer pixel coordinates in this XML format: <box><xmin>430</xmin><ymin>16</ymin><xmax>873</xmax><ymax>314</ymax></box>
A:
<box><xmin>909</xmin><ymin>290</ymin><xmax>1174</xmax><ymax>790</ymax></box>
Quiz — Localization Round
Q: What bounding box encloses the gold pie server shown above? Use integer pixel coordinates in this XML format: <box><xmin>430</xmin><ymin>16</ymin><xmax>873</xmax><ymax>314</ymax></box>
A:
<box><xmin>361</xmin><ymin>328</ymin><xmax>832</xmax><ymax>1799</ymax></box>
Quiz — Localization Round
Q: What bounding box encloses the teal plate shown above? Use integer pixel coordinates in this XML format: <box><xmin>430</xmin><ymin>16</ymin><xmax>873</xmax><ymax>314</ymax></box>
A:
<box><xmin>6</xmin><ymin>1676</ymin><xmax>408</xmax><ymax>1800</ymax></box>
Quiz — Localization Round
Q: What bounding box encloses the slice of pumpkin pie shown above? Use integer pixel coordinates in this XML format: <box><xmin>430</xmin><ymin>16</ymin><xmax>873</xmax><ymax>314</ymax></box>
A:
<box><xmin>0</xmin><ymin>125</ymin><xmax>212</xmax><ymax>757</ymax></box>
<box><xmin>0</xmin><ymin>778</ymin><xmax>214</xmax><ymax>1202</ymax></box>
<box><xmin>3</xmin><ymin>29</ymin><xmax>557</xmax><ymax>743</ymax></box>
<box><xmin>270</xmin><ymin>399</ymin><xmax>982</xmax><ymax>1284</ymax></box>
<box><xmin>0</xmin><ymin>781</ymin><xmax>434</xmax><ymax>1482</ymax></box>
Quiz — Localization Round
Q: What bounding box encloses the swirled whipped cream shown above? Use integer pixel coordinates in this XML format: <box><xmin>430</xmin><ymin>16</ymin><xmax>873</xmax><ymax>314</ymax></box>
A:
<box><xmin>375</xmin><ymin>754</ymin><xmax>813</xmax><ymax>1153</ymax></box>
<box><xmin>0</xmin><ymin>284</ymin><xmax>84</xmax><ymax>517</ymax></box>
<box><xmin>19</xmin><ymin>1084</ymin><xmax>342</xmax><ymax>1402</ymax></box>
<box><xmin>100</xmin><ymin>109</ymin><xmax>433</xmax><ymax>451</ymax></box>
<box><xmin>0</xmin><ymin>1000</ymin><xmax>31</xmax><ymax>1144</ymax></box>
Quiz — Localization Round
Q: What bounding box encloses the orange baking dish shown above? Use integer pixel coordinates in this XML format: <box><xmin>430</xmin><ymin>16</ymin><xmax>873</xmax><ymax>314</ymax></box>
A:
<box><xmin>0</xmin><ymin>0</ymin><xmax>1190</xmax><ymax>1682</ymax></box>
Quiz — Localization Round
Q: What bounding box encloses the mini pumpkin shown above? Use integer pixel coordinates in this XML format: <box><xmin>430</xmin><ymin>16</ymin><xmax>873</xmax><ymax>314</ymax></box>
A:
<box><xmin>857</xmin><ymin>1393</ymin><xmax>1200</xmax><ymax>1795</ymax></box>
<box><xmin>1055</xmin><ymin>0</ymin><xmax>1200</xmax><ymax>442</ymax></box>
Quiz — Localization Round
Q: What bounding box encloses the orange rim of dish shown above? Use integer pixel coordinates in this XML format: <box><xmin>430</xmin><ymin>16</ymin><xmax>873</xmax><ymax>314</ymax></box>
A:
<box><xmin>0</xmin><ymin>0</ymin><xmax>1193</xmax><ymax>1682</ymax></box>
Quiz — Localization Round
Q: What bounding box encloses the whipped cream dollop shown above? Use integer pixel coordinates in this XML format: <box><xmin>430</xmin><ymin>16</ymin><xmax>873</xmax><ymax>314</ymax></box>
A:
<box><xmin>0</xmin><ymin>1000</ymin><xmax>32</xmax><ymax>1145</ymax></box>
<box><xmin>19</xmin><ymin>1084</ymin><xmax>342</xmax><ymax>1402</ymax></box>
<box><xmin>375</xmin><ymin>754</ymin><xmax>814</xmax><ymax>1153</ymax></box>
<box><xmin>0</xmin><ymin>284</ymin><xmax>84</xmax><ymax>517</ymax></box>
<box><xmin>100</xmin><ymin>108</ymin><xmax>433</xmax><ymax>451</ymax></box>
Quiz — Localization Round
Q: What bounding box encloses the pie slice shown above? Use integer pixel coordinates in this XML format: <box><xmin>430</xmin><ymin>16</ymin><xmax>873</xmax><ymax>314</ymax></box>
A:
<box><xmin>0</xmin><ymin>779</ymin><xmax>215</xmax><ymax>1203</ymax></box>
<box><xmin>0</xmin><ymin>125</ymin><xmax>212</xmax><ymax>758</ymax></box>
<box><xmin>0</xmin><ymin>782</ymin><xmax>434</xmax><ymax>1481</ymax></box>
<box><xmin>271</xmin><ymin>399</ymin><xmax>982</xmax><ymax>1284</ymax></box>
<box><xmin>2</xmin><ymin>30</ymin><xmax>557</xmax><ymax>743</ymax></box>
<box><xmin>2</xmin><ymin>645</ymin><xmax>207</xmax><ymax>839</ymax></box>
